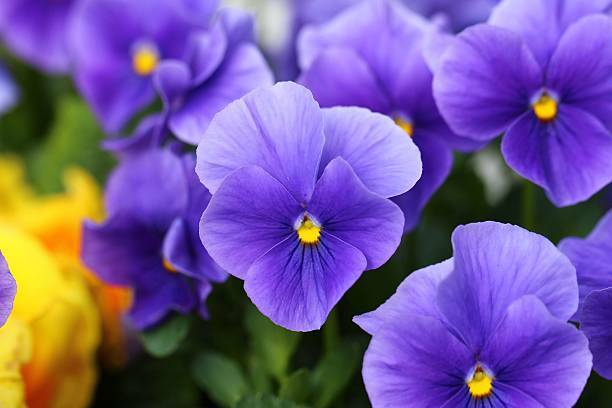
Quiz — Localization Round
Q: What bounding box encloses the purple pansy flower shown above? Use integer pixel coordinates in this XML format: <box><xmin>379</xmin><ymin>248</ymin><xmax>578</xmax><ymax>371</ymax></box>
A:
<box><xmin>154</xmin><ymin>7</ymin><xmax>274</xmax><ymax>145</ymax></box>
<box><xmin>355</xmin><ymin>222</ymin><xmax>591</xmax><ymax>407</ymax></box>
<box><xmin>82</xmin><ymin>148</ymin><xmax>226</xmax><ymax>329</ymax></box>
<box><xmin>0</xmin><ymin>0</ymin><xmax>77</xmax><ymax>73</ymax></box>
<box><xmin>433</xmin><ymin>0</ymin><xmax>612</xmax><ymax>206</ymax></box>
<box><xmin>0</xmin><ymin>63</ymin><xmax>18</xmax><ymax>115</ymax></box>
<box><xmin>70</xmin><ymin>0</ymin><xmax>224</xmax><ymax>133</ymax></box>
<box><xmin>560</xmin><ymin>210</ymin><xmax>612</xmax><ymax>379</ymax></box>
<box><xmin>197</xmin><ymin>82</ymin><xmax>422</xmax><ymax>331</ymax></box>
<box><xmin>298</xmin><ymin>0</ymin><xmax>480</xmax><ymax>232</ymax></box>
<box><xmin>0</xmin><ymin>251</ymin><xmax>16</xmax><ymax>327</ymax></box>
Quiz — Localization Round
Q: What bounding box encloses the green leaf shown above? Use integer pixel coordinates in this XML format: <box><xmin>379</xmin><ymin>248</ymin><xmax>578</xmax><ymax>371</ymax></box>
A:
<box><xmin>279</xmin><ymin>369</ymin><xmax>312</xmax><ymax>403</ymax></box>
<box><xmin>192</xmin><ymin>352</ymin><xmax>250</xmax><ymax>408</ymax></box>
<box><xmin>139</xmin><ymin>314</ymin><xmax>191</xmax><ymax>358</ymax></box>
<box><xmin>245</xmin><ymin>306</ymin><xmax>300</xmax><ymax>380</ymax></box>
<box><xmin>312</xmin><ymin>341</ymin><xmax>362</xmax><ymax>408</ymax></box>
<box><xmin>235</xmin><ymin>394</ymin><xmax>307</xmax><ymax>408</ymax></box>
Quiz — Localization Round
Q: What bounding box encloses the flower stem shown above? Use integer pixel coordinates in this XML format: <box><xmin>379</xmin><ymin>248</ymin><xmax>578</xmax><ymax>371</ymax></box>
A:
<box><xmin>522</xmin><ymin>181</ymin><xmax>536</xmax><ymax>231</ymax></box>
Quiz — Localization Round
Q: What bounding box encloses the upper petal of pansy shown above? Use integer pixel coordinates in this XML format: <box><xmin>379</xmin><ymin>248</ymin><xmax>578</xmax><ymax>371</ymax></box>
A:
<box><xmin>200</xmin><ymin>166</ymin><xmax>302</xmax><ymax>279</ymax></box>
<box><xmin>170</xmin><ymin>44</ymin><xmax>273</xmax><ymax>145</ymax></box>
<box><xmin>196</xmin><ymin>82</ymin><xmax>324</xmax><ymax>203</ymax></box>
<box><xmin>391</xmin><ymin>136</ymin><xmax>453</xmax><ymax>232</ymax></box>
<box><xmin>0</xmin><ymin>252</ymin><xmax>16</xmax><ymax>327</ymax></box>
<box><xmin>244</xmin><ymin>233</ymin><xmax>366</xmax><ymax>332</ymax></box>
<box><xmin>362</xmin><ymin>314</ymin><xmax>473</xmax><ymax>408</ymax></box>
<box><xmin>102</xmin><ymin>114</ymin><xmax>165</xmax><ymax>158</ymax></box>
<box><xmin>547</xmin><ymin>15</ymin><xmax>612</xmax><ymax>131</ymax></box>
<box><xmin>105</xmin><ymin>149</ymin><xmax>188</xmax><ymax>229</ymax></box>
<box><xmin>481</xmin><ymin>296</ymin><xmax>591</xmax><ymax>408</ymax></box>
<box><xmin>437</xmin><ymin>222</ymin><xmax>578</xmax><ymax>353</ymax></box>
<box><xmin>433</xmin><ymin>24</ymin><xmax>542</xmax><ymax>140</ymax></box>
<box><xmin>308</xmin><ymin>158</ymin><xmax>405</xmax><ymax>270</ymax></box>
<box><xmin>581</xmin><ymin>288</ymin><xmax>612</xmax><ymax>380</ymax></box>
<box><xmin>354</xmin><ymin>259</ymin><xmax>452</xmax><ymax>336</ymax></box>
<box><xmin>298</xmin><ymin>48</ymin><xmax>391</xmax><ymax>113</ymax></box>
<box><xmin>489</xmin><ymin>0</ymin><xmax>611</xmax><ymax>69</ymax></box>
<box><xmin>501</xmin><ymin>106</ymin><xmax>612</xmax><ymax>207</ymax></box>
<box><xmin>319</xmin><ymin>107</ymin><xmax>422</xmax><ymax>198</ymax></box>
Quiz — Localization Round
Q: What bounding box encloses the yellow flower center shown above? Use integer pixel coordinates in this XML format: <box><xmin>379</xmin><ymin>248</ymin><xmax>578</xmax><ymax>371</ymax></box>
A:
<box><xmin>467</xmin><ymin>367</ymin><xmax>493</xmax><ymax>399</ymax></box>
<box><xmin>163</xmin><ymin>259</ymin><xmax>178</xmax><ymax>273</ymax></box>
<box><xmin>532</xmin><ymin>93</ymin><xmax>558</xmax><ymax>122</ymax></box>
<box><xmin>132</xmin><ymin>44</ymin><xmax>159</xmax><ymax>76</ymax></box>
<box><xmin>394</xmin><ymin>116</ymin><xmax>414</xmax><ymax>137</ymax></box>
<box><xmin>297</xmin><ymin>217</ymin><xmax>321</xmax><ymax>245</ymax></box>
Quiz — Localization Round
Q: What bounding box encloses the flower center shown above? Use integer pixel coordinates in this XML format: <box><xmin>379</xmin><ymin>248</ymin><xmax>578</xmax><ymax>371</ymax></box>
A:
<box><xmin>296</xmin><ymin>216</ymin><xmax>321</xmax><ymax>245</ymax></box>
<box><xmin>394</xmin><ymin>116</ymin><xmax>414</xmax><ymax>137</ymax></box>
<box><xmin>467</xmin><ymin>367</ymin><xmax>493</xmax><ymax>399</ymax></box>
<box><xmin>532</xmin><ymin>93</ymin><xmax>557</xmax><ymax>122</ymax></box>
<box><xmin>163</xmin><ymin>258</ymin><xmax>178</xmax><ymax>273</ymax></box>
<box><xmin>132</xmin><ymin>42</ymin><xmax>160</xmax><ymax>76</ymax></box>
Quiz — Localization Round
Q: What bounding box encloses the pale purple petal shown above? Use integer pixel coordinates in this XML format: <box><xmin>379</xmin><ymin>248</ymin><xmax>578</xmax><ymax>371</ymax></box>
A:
<box><xmin>0</xmin><ymin>64</ymin><xmax>18</xmax><ymax>114</ymax></box>
<box><xmin>308</xmin><ymin>158</ymin><xmax>405</xmax><ymax>269</ymax></box>
<box><xmin>581</xmin><ymin>288</ymin><xmax>612</xmax><ymax>379</ymax></box>
<box><xmin>319</xmin><ymin>107</ymin><xmax>422</xmax><ymax>198</ymax></box>
<box><xmin>0</xmin><ymin>252</ymin><xmax>16</xmax><ymax>327</ymax></box>
<box><xmin>244</xmin><ymin>234</ymin><xmax>366</xmax><ymax>332</ymax></box>
<box><xmin>196</xmin><ymin>82</ymin><xmax>324</xmax><ymax>203</ymax></box>
<box><xmin>200</xmin><ymin>166</ymin><xmax>302</xmax><ymax>279</ymax></box>
<box><xmin>501</xmin><ymin>106</ymin><xmax>612</xmax><ymax>207</ymax></box>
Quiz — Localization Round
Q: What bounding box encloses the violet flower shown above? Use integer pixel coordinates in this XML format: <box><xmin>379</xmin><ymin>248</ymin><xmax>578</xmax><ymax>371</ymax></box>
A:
<box><xmin>298</xmin><ymin>0</ymin><xmax>480</xmax><ymax>231</ymax></box>
<box><xmin>0</xmin><ymin>63</ymin><xmax>18</xmax><ymax>115</ymax></box>
<box><xmin>197</xmin><ymin>82</ymin><xmax>422</xmax><ymax>331</ymax></box>
<box><xmin>0</xmin><ymin>251</ymin><xmax>16</xmax><ymax>327</ymax></box>
<box><xmin>433</xmin><ymin>0</ymin><xmax>612</xmax><ymax>206</ymax></box>
<box><xmin>82</xmin><ymin>148</ymin><xmax>226</xmax><ymax>329</ymax></box>
<box><xmin>355</xmin><ymin>222</ymin><xmax>591</xmax><ymax>407</ymax></box>
<box><xmin>560</xmin><ymin>210</ymin><xmax>612</xmax><ymax>379</ymax></box>
<box><xmin>0</xmin><ymin>0</ymin><xmax>78</xmax><ymax>73</ymax></box>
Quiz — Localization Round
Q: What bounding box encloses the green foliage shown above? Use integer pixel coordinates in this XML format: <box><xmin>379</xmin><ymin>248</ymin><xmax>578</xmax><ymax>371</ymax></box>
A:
<box><xmin>311</xmin><ymin>341</ymin><xmax>362</xmax><ymax>408</ymax></box>
<box><xmin>236</xmin><ymin>394</ymin><xmax>307</xmax><ymax>408</ymax></box>
<box><xmin>140</xmin><ymin>314</ymin><xmax>191</xmax><ymax>358</ymax></box>
<box><xmin>192</xmin><ymin>351</ymin><xmax>251</xmax><ymax>407</ymax></box>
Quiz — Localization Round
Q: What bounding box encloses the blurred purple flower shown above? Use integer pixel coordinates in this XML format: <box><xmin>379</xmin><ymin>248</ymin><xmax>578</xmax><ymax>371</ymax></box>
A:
<box><xmin>154</xmin><ymin>8</ymin><xmax>274</xmax><ymax>145</ymax></box>
<box><xmin>0</xmin><ymin>251</ymin><xmax>16</xmax><ymax>327</ymax></box>
<box><xmin>0</xmin><ymin>63</ymin><xmax>18</xmax><ymax>114</ymax></box>
<box><xmin>82</xmin><ymin>148</ymin><xmax>226</xmax><ymax>329</ymax></box>
<box><xmin>197</xmin><ymin>82</ymin><xmax>422</xmax><ymax>331</ymax></box>
<box><xmin>70</xmin><ymin>0</ymin><xmax>220</xmax><ymax>133</ymax></box>
<box><xmin>355</xmin><ymin>222</ymin><xmax>591</xmax><ymax>407</ymax></box>
<box><xmin>560</xmin><ymin>210</ymin><xmax>612</xmax><ymax>379</ymax></box>
<box><xmin>298</xmin><ymin>0</ymin><xmax>481</xmax><ymax>232</ymax></box>
<box><xmin>0</xmin><ymin>0</ymin><xmax>78</xmax><ymax>73</ymax></box>
<box><xmin>434</xmin><ymin>0</ymin><xmax>612</xmax><ymax>206</ymax></box>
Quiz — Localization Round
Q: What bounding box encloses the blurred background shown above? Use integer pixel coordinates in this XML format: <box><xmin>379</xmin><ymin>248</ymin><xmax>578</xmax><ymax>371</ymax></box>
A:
<box><xmin>0</xmin><ymin>0</ymin><xmax>611</xmax><ymax>407</ymax></box>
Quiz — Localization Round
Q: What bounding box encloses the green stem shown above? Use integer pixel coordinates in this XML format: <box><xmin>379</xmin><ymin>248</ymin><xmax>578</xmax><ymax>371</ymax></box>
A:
<box><xmin>323</xmin><ymin>309</ymin><xmax>340</xmax><ymax>353</ymax></box>
<box><xmin>522</xmin><ymin>181</ymin><xmax>536</xmax><ymax>231</ymax></box>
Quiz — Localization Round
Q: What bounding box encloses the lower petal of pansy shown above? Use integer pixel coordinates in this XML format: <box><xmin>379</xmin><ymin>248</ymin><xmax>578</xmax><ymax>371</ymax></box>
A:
<box><xmin>501</xmin><ymin>106</ymin><xmax>612</xmax><ymax>207</ymax></box>
<box><xmin>362</xmin><ymin>314</ymin><xmax>473</xmax><ymax>408</ymax></box>
<box><xmin>581</xmin><ymin>288</ymin><xmax>612</xmax><ymax>380</ymax></box>
<box><xmin>392</xmin><ymin>136</ymin><xmax>453</xmax><ymax>232</ymax></box>
<box><xmin>0</xmin><ymin>252</ymin><xmax>16</xmax><ymax>327</ymax></box>
<box><xmin>200</xmin><ymin>166</ymin><xmax>302</xmax><ymax>279</ymax></box>
<box><xmin>433</xmin><ymin>24</ymin><xmax>542</xmax><ymax>141</ymax></box>
<box><xmin>480</xmin><ymin>296</ymin><xmax>591</xmax><ymax>408</ymax></box>
<box><xmin>308</xmin><ymin>158</ymin><xmax>405</xmax><ymax>269</ymax></box>
<box><xmin>244</xmin><ymin>233</ymin><xmax>367</xmax><ymax>332</ymax></box>
<box><xmin>438</xmin><ymin>222</ymin><xmax>578</xmax><ymax>352</ymax></box>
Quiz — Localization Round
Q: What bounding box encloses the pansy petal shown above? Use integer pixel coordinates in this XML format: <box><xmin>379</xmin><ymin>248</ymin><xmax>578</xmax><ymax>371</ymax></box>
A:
<box><xmin>308</xmin><ymin>158</ymin><xmax>405</xmax><ymax>269</ymax></box>
<box><xmin>547</xmin><ymin>15</ymin><xmax>612</xmax><ymax>131</ymax></box>
<box><xmin>362</xmin><ymin>314</ymin><xmax>473</xmax><ymax>408</ymax></box>
<box><xmin>354</xmin><ymin>259</ymin><xmax>452</xmax><ymax>336</ymax></box>
<box><xmin>501</xmin><ymin>106</ymin><xmax>612</xmax><ymax>207</ymax></box>
<box><xmin>481</xmin><ymin>296</ymin><xmax>591</xmax><ymax>408</ymax></box>
<box><xmin>154</xmin><ymin>60</ymin><xmax>191</xmax><ymax>108</ymax></box>
<box><xmin>0</xmin><ymin>252</ymin><xmax>16</xmax><ymax>327</ymax></box>
<box><xmin>581</xmin><ymin>288</ymin><xmax>612</xmax><ymax>380</ymax></box>
<box><xmin>392</xmin><ymin>136</ymin><xmax>453</xmax><ymax>232</ymax></box>
<box><xmin>0</xmin><ymin>64</ymin><xmax>18</xmax><ymax>114</ymax></box>
<box><xmin>433</xmin><ymin>24</ymin><xmax>541</xmax><ymax>140</ymax></box>
<box><xmin>196</xmin><ymin>82</ymin><xmax>322</xmax><ymax>202</ymax></box>
<box><xmin>438</xmin><ymin>222</ymin><xmax>578</xmax><ymax>352</ymax></box>
<box><xmin>200</xmin><ymin>166</ymin><xmax>302</xmax><ymax>279</ymax></box>
<box><xmin>187</xmin><ymin>24</ymin><xmax>228</xmax><ymax>85</ymax></box>
<box><xmin>102</xmin><ymin>114</ymin><xmax>165</xmax><ymax>158</ymax></box>
<box><xmin>245</xmin><ymin>233</ymin><xmax>367</xmax><ymax>332</ymax></box>
<box><xmin>170</xmin><ymin>44</ymin><xmax>273</xmax><ymax>145</ymax></box>
<box><xmin>298</xmin><ymin>48</ymin><xmax>391</xmax><ymax>113</ymax></box>
<box><xmin>320</xmin><ymin>107</ymin><xmax>422</xmax><ymax>198</ymax></box>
